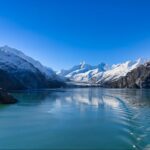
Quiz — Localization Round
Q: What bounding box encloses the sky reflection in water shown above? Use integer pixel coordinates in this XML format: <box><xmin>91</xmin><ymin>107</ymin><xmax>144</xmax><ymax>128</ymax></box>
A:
<box><xmin>0</xmin><ymin>88</ymin><xmax>150</xmax><ymax>150</ymax></box>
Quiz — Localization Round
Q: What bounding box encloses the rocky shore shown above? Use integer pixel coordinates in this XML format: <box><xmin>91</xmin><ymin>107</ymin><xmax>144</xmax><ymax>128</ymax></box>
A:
<box><xmin>0</xmin><ymin>89</ymin><xmax>18</xmax><ymax>104</ymax></box>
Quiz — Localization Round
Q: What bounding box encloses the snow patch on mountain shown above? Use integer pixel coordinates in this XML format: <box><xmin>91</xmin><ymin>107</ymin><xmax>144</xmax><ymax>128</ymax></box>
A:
<box><xmin>0</xmin><ymin>45</ymin><xmax>58</xmax><ymax>80</ymax></box>
<box><xmin>58</xmin><ymin>59</ymin><xmax>146</xmax><ymax>84</ymax></box>
<box><xmin>0</xmin><ymin>46</ymin><xmax>62</xmax><ymax>80</ymax></box>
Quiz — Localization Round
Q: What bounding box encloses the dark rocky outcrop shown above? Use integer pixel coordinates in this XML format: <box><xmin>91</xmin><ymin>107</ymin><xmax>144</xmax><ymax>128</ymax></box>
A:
<box><xmin>102</xmin><ymin>62</ymin><xmax>150</xmax><ymax>88</ymax></box>
<box><xmin>0</xmin><ymin>89</ymin><xmax>17</xmax><ymax>104</ymax></box>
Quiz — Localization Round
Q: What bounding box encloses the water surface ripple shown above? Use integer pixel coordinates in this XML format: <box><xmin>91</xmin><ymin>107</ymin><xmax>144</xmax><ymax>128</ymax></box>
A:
<box><xmin>0</xmin><ymin>88</ymin><xmax>150</xmax><ymax>150</ymax></box>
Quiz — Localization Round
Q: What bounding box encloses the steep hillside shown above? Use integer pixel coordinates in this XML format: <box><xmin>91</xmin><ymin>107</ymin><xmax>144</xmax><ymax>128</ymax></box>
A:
<box><xmin>0</xmin><ymin>46</ymin><xmax>64</xmax><ymax>90</ymax></box>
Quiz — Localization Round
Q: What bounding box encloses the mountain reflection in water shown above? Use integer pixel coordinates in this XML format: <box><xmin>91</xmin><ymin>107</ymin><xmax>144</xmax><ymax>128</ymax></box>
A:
<box><xmin>0</xmin><ymin>88</ymin><xmax>150</xmax><ymax>150</ymax></box>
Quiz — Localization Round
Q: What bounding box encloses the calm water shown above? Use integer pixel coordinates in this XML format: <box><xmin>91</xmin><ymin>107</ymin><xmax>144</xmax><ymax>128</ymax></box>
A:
<box><xmin>0</xmin><ymin>88</ymin><xmax>150</xmax><ymax>150</ymax></box>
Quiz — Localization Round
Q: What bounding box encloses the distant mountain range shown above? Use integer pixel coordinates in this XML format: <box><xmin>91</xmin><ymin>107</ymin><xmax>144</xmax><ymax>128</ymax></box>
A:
<box><xmin>58</xmin><ymin>59</ymin><xmax>150</xmax><ymax>88</ymax></box>
<box><xmin>0</xmin><ymin>45</ymin><xmax>150</xmax><ymax>90</ymax></box>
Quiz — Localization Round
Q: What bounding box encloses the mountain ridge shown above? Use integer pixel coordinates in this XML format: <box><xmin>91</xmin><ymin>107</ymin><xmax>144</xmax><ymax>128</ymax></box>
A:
<box><xmin>58</xmin><ymin>58</ymin><xmax>146</xmax><ymax>84</ymax></box>
<box><xmin>0</xmin><ymin>46</ymin><xmax>65</xmax><ymax>90</ymax></box>
<box><xmin>0</xmin><ymin>45</ymin><xmax>150</xmax><ymax>89</ymax></box>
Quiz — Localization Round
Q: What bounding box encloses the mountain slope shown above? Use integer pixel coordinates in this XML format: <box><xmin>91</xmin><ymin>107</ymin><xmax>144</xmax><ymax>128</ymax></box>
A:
<box><xmin>103</xmin><ymin>62</ymin><xmax>150</xmax><ymax>88</ymax></box>
<box><xmin>58</xmin><ymin>62</ymin><xmax>108</xmax><ymax>82</ymax></box>
<box><xmin>95</xmin><ymin>59</ymin><xmax>145</xmax><ymax>84</ymax></box>
<box><xmin>58</xmin><ymin>59</ymin><xmax>146</xmax><ymax>87</ymax></box>
<box><xmin>59</xmin><ymin>59</ymin><xmax>150</xmax><ymax>88</ymax></box>
<box><xmin>0</xmin><ymin>46</ymin><xmax>64</xmax><ymax>90</ymax></box>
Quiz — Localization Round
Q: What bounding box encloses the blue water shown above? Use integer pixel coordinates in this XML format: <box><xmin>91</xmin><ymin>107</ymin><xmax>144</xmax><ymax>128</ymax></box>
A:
<box><xmin>0</xmin><ymin>88</ymin><xmax>150</xmax><ymax>150</ymax></box>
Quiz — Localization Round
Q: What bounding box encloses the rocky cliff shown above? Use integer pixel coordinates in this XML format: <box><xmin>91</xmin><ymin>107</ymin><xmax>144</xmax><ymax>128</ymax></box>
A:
<box><xmin>102</xmin><ymin>62</ymin><xmax>150</xmax><ymax>88</ymax></box>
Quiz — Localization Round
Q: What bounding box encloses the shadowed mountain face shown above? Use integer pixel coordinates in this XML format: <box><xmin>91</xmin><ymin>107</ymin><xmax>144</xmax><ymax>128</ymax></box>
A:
<box><xmin>0</xmin><ymin>67</ymin><xmax>64</xmax><ymax>90</ymax></box>
<box><xmin>103</xmin><ymin>62</ymin><xmax>150</xmax><ymax>88</ymax></box>
<box><xmin>0</xmin><ymin>46</ymin><xmax>65</xmax><ymax>90</ymax></box>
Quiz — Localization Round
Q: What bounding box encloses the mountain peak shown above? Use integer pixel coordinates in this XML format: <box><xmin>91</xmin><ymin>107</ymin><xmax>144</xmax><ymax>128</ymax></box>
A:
<box><xmin>58</xmin><ymin>59</ymin><xmax>147</xmax><ymax>83</ymax></box>
<box><xmin>80</xmin><ymin>61</ymin><xmax>85</xmax><ymax>65</ymax></box>
<box><xmin>97</xmin><ymin>62</ymin><xmax>108</xmax><ymax>71</ymax></box>
<box><xmin>0</xmin><ymin>45</ymin><xmax>57</xmax><ymax>78</ymax></box>
<box><xmin>80</xmin><ymin>61</ymin><xmax>86</xmax><ymax>69</ymax></box>
<box><xmin>0</xmin><ymin>45</ymin><xmax>25</xmax><ymax>57</ymax></box>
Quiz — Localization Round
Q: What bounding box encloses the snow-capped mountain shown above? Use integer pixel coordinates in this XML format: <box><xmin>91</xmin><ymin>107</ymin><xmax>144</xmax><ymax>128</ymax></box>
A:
<box><xmin>58</xmin><ymin>59</ymin><xmax>146</xmax><ymax>85</ymax></box>
<box><xmin>0</xmin><ymin>45</ymin><xmax>56</xmax><ymax>78</ymax></box>
<box><xmin>0</xmin><ymin>45</ymin><xmax>149</xmax><ymax>89</ymax></box>
<box><xmin>58</xmin><ymin>61</ymin><xmax>108</xmax><ymax>82</ymax></box>
<box><xmin>103</xmin><ymin>61</ymin><xmax>150</xmax><ymax>88</ymax></box>
<box><xmin>0</xmin><ymin>46</ymin><xmax>64</xmax><ymax>90</ymax></box>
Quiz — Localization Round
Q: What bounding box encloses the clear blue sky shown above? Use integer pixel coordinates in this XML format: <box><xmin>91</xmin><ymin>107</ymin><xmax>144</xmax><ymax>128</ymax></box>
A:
<box><xmin>0</xmin><ymin>0</ymin><xmax>150</xmax><ymax>70</ymax></box>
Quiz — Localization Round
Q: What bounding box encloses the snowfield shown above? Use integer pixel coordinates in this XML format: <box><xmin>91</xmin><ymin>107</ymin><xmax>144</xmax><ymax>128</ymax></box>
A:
<box><xmin>58</xmin><ymin>59</ymin><xmax>146</xmax><ymax>85</ymax></box>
